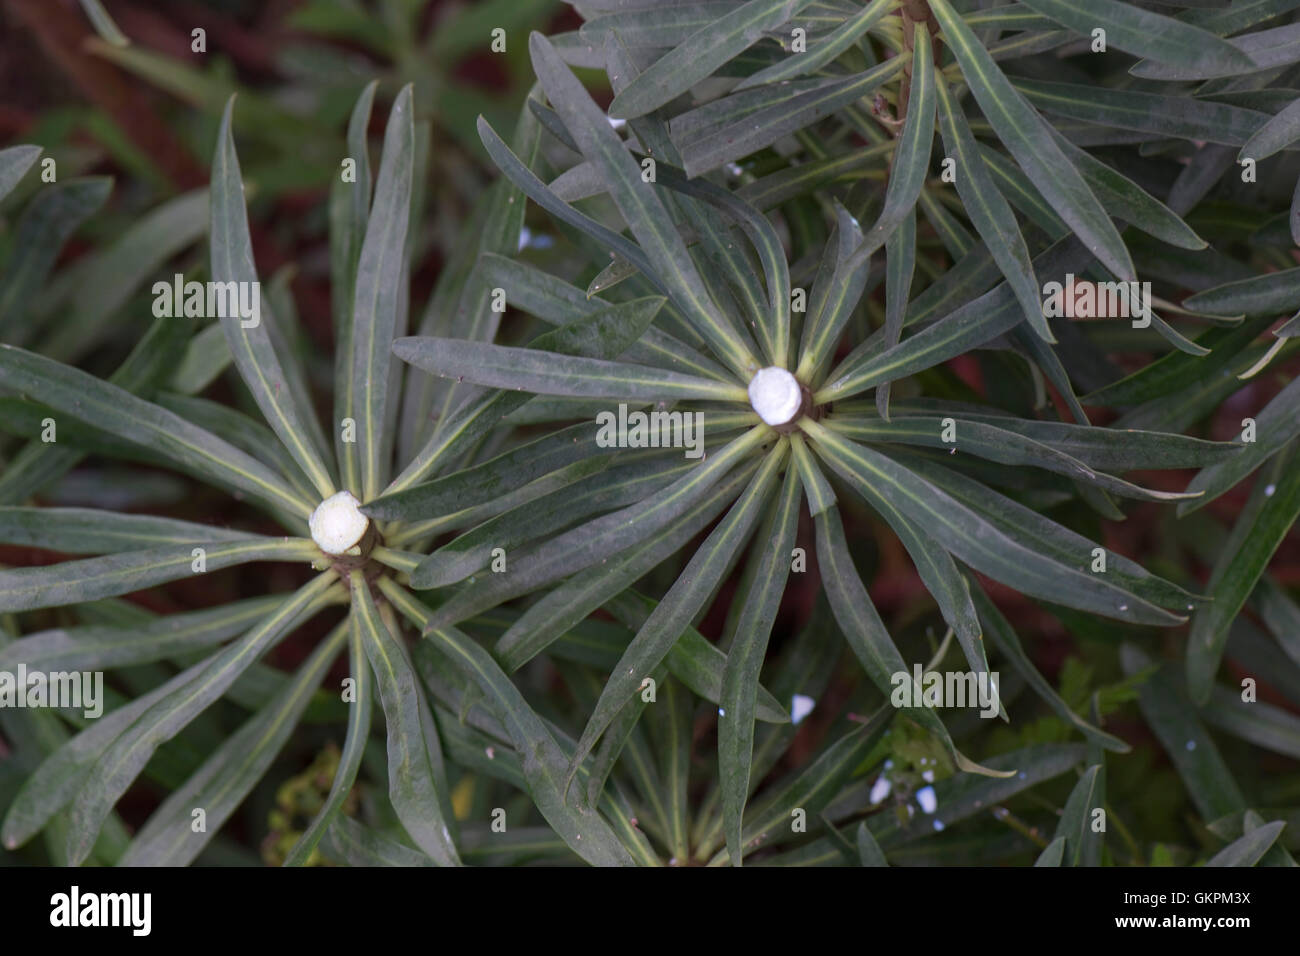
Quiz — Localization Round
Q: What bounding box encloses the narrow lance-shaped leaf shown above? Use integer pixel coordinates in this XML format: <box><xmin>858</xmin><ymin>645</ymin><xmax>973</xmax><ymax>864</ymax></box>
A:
<box><xmin>392</xmin><ymin>337</ymin><xmax>746</xmax><ymax>403</ymax></box>
<box><xmin>284</xmin><ymin>623</ymin><xmax>373</xmax><ymax>866</ymax></box>
<box><xmin>64</xmin><ymin>572</ymin><xmax>340</xmax><ymax>865</ymax></box>
<box><xmin>802</xmin><ymin>418</ymin><xmax>1186</xmax><ymax>626</ymax></box>
<box><xmin>381</xmin><ymin>580</ymin><xmax>639</xmax><ymax>866</ymax></box>
<box><xmin>210</xmin><ymin>97</ymin><xmax>336</xmax><ymax>501</ymax></box>
<box><xmin>350</xmin><ymin>85</ymin><xmax>415</xmax><ymax>501</ymax></box>
<box><xmin>844</xmin><ymin>29</ymin><xmax>936</xmax><ymax>275</ymax></box>
<box><xmin>0</xmin><ymin>178</ymin><xmax>112</xmax><ymax>342</ymax></box>
<box><xmin>721</xmin><ymin>463</ymin><xmax>800</xmax><ymax>866</ymax></box>
<box><xmin>876</xmin><ymin>208</ymin><xmax>918</xmax><ymax>418</ymax></box>
<box><xmin>0</xmin><ymin>145</ymin><xmax>41</xmax><ymax>201</ymax></box>
<box><xmin>0</xmin><ymin>507</ymin><xmax>254</xmax><ymax>554</ymax></box>
<box><xmin>933</xmin><ymin>70</ymin><xmax>1049</xmax><ymax>342</ymax></box>
<box><xmin>566</xmin><ymin>443</ymin><xmax>787</xmax><ymax>789</ymax></box>
<box><xmin>0</xmin><ymin>538</ymin><xmax>318</xmax><ymax>613</ymax></box>
<box><xmin>119</xmin><ymin>621</ymin><xmax>349</xmax><ymax>865</ymax></box>
<box><xmin>332</xmin><ymin>80</ymin><xmax>377</xmax><ymax>493</ymax></box>
<box><xmin>609</xmin><ymin>0</ymin><xmax>820</xmax><ymax>118</ymax></box>
<box><xmin>796</xmin><ymin>201</ymin><xmax>868</xmax><ymax>386</ymax></box>
<box><xmin>735</xmin><ymin>0</ymin><xmax>895</xmax><ymax>91</ymax></box>
<box><xmin>0</xmin><ymin>595</ymin><xmax>282</xmax><ymax>673</ymax></box>
<box><xmin>1187</xmin><ymin>448</ymin><xmax>1300</xmax><ymax>705</ymax></box>
<box><xmin>1121</xmin><ymin>644</ymin><xmax>1247</xmax><ymax>822</ymax></box>
<box><xmin>529</xmin><ymin>32</ymin><xmax>758</xmax><ymax>377</ymax></box>
<box><xmin>1206</xmin><ymin>822</ymin><xmax>1288</xmax><ymax>867</ymax></box>
<box><xmin>929</xmin><ymin>0</ymin><xmax>1134</xmax><ymax>281</ymax></box>
<box><xmin>350</xmin><ymin>571</ymin><xmax>461</xmax><ymax>866</ymax></box>
<box><xmin>1017</xmin><ymin>0</ymin><xmax>1257</xmax><ymax>74</ymax></box>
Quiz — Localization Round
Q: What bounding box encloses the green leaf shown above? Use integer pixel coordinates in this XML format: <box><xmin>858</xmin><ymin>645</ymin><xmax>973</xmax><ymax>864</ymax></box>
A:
<box><xmin>350</xmin><ymin>571</ymin><xmax>460</xmax><ymax>865</ymax></box>
<box><xmin>803</xmin><ymin>419</ymin><xmax>1186</xmax><ymax>626</ymax></box>
<box><xmin>0</xmin><ymin>144</ymin><xmax>41</xmax><ymax>201</ymax></box>
<box><xmin>604</xmin><ymin>591</ymin><xmax>788</xmax><ymax>724</ymax></box>
<box><xmin>711</xmin><ymin>705</ymin><xmax>894</xmax><ymax>865</ymax></box>
<box><xmin>734</xmin><ymin>0</ymin><xmax>894</xmax><ymax>91</ymax></box>
<box><xmin>77</xmin><ymin>0</ymin><xmax>130</xmax><ymax>46</ymax></box>
<box><xmin>1014</xmin><ymin>79</ymin><xmax>1270</xmax><ymax>148</ymax></box>
<box><xmin>211</xmin><ymin>97</ymin><xmax>336</xmax><ymax>501</ymax></box>
<box><xmin>1240</xmin><ymin>97</ymin><xmax>1300</xmax><ymax>162</ymax></box>
<box><xmin>1121</xmin><ymin>644</ymin><xmax>1246</xmax><ymax>821</ymax></box>
<box><xmin>368</xmin><ymin>421</ymin><xmax>610</xmax><ymax>522</ymax></box>
<box><xmin>816</xmin><ymin>506</ymin><xmax>983</xmax><ymax>757</ymax></box>
<box><xmin>680</xmin><ymin>57</ymin><xmax>906</xmax><ymax>176</ymax></box>
<box><xmin>382</xmin><ymin>581</ymin><xmax>639</xmax><ymax>866</ymax></box>
<box><xmin>1035</xmin><ymin>837</ymin><xmax>1066</xmax><ymax>866</ymax></box>
<box><xmin>796</xmin><ymin>201</ymin><xmax>868</xmax><ymax>384</ymax></box>
<box><xmin>0</xmin><ymin>538</ymin><xmax>318</xmax><ymax>613</ymax></box>
<box><xmin>1181</xmin><ymin>375</ymin><xmax>1300</xmax><ymax>513</ymax></box>
<box><xmin>929</xmin><ymin>0</ymin><xmax>1133</xmax><ymax>281</ymax></box>
<box><xmin>320</xmin><ymin>816</ymin><xmax>434</xmax><ymax>867</ymax></box>
<box><xmin>857</xmin><ymin>822</ymin><xmax>889</xmax><ymax>866</ymax></box>
<box><xmin>721</xmin><ymin>465</ymin><xmax>801</xmax><ymax>866</ymax></box>
<box><xmin>567</xmin><ymin>442</ymin><xmax>786</xmax><ymax>786</ymax></box>
<box><xmin>284</xmin><ymin>624</ymin><xmax>372</xmax><ymax>866</ymax></box>
<box><xmin>609</xmin><ymin>0</ymin><xmax>818</xmax><ymax>118</ymax></box>
<box><xmin>415</xmin><ymin>457</ymin><xmax>681</xmax><ymax>588</ymax></box>
<box><xmin>529</xmin><ymin>32</ymin><xmax>758</xmax><ymax>376</ymax></box>
<box><xmin>817</xmin><ymin>237</ymin><xmax>1092</xmax><ymax>402</ymax></box>
<box><xmin>829</xmin><ymin>415</ymin><xmax>1198</xmax><ymax>502</ymax></box>
<box><xmin>1206</xmin><ymin>821</ymin><xmax>1287</xmax><ymax>866</ymax></box>
<box><xmin>63</xmin><ymin>573</ymin><xmax>339</xmax><ymax>864</ymax></box>
<box><xmin>1018</xmin><ymin>0</ymin><xmax>1256</xmax><ymax>74</ymax></box>
<box><xmin>422</xmin><ymin>427</ymin><xmax>769</xmax><ymax>628</ymax></box>
<box><xmin>0</xmin><ymin>179</ymin><xmax>112</xmax><ymax>343</ymax></box>
<box><xmin>971</xmin><ymin>587</ymin><xmax>1131</xmax><ymax>753</ymax></box>
<box><xmin>1053</xmin><ymin>764</ymin><xmax>1104</xmax><ymax>866</ymax></box>
<box><xmin>392</xmin><ymin>337</ymin><xmax>745</xmax><ymax>402</ymax></box>
<box><xmin>333</xmin><ymin>80</ymin><xmax>378</xmax><ymax>494</ymax></box>
<box><xmin>119</xmin><ymin>621</ymin><xmax>348</xmax><ymax>865</ymax></box>
<box><xmin>1187</xmin><ymin>449</ymin><xmax>1300</xmax><ymax>704</ymax></box>
<box><xmin>41</xmin><ymin>189</ymin><xmax>210</xmax><ymax>365</ymax></box>
<box><xmin>0</xmin><ymin>507</ymin><xmax>257</xmax><ymax>555</ymax></box>
<box><xmin>1184</xmin><ymin>266</ymin><xmax>1300</xmax><ymax>316</ymax></box>
<box><xmin>494</xmin><ymin>466</ymin><xmax>746</xmax><ymax>669</ymax></box>
<box><xmin>348</xmin><ymin>85</ymin><xmax>415</xmax><ymax>500</ymax></box>
<box><xmin>2</xmin><ymin>654</ymin><xmax>206</xmax><ymax>850</ymax></box>
<box><xmin>0</xmin><ymin>596</ymin><xmax>280</xmax><ymax>673</ymax></box>
<box><xmin>1202</xmin><ymin>686</ymin><xmax>1300</xmax><ymax>761</ymax></box>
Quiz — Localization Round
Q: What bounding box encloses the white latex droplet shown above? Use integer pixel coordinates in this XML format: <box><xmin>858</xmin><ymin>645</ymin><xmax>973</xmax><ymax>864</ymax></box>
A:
<box><xmin>310</xmin><ymin>491</ymin><xmax>369</xmax><ymax>555</ymax></box>
<box><xmin>748</xmin><ymin>367</ymin><xmax>802</xmax><ymax>426</ymax></box>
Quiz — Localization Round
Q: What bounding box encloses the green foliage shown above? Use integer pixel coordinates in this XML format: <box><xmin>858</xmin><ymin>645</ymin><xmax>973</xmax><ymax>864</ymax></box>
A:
<box><xmin>2</xmin><ymin>0</ymin><xmax>1298</xmax><ymax>868</ymax></box>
